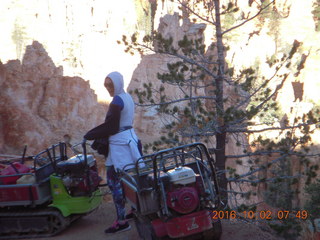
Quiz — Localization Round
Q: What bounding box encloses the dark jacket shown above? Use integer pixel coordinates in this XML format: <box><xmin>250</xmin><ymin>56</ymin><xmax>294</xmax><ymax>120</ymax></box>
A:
<box><xmin>84</xmin><ymin>103</ymin><xmax>122</xmax><ymax>156</ymax></box>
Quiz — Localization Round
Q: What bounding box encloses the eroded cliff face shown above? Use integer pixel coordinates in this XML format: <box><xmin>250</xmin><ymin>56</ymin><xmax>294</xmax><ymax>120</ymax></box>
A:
<box><xmin>0</xmin><ymin>41</ymin><xmax>106</xmax><ymax>155</ymax></box>
<box><xmin>0</xmin><ymin>0</ymin><xmax>159</xmax><ymax>102</ymax></box>
<box><xmin>130</xmin><ymin>13</ymin><xmax>209</xmax><ymax>145</ymax></box>
<box><xmin>1</xmin><ymin>1</ymin><xmax>320</xmax><ymax>205</ymax></box>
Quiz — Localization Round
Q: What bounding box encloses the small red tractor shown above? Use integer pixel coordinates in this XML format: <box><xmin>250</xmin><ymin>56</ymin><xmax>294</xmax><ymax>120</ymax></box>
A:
<box><xmin>0</xmin><ymin>141</ymin><xmax>102</xmax><ymax>239</ymax></box>
<box><xmin>120</xmin><ymin>142</ymin><xmax>222</xmax><ymax>239</ymax></box>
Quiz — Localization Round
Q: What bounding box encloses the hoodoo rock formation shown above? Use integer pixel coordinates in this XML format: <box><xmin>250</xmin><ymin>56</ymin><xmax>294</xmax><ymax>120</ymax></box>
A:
<box><xmin>0</xmin><ymin>41</ymin><xmax>105</xmax><ymax>156</ymax></box>
<box><xmin>129</xmin><ymin>13</ymin><xmax>209</xmax><ymax>146</ymax></box>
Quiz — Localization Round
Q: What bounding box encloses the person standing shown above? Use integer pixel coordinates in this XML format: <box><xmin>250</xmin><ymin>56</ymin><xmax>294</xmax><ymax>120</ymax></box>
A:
<box><xmin>84</xmin><ymin>71</ymin><xmax>142</xmax><ymax>234</ymax></box>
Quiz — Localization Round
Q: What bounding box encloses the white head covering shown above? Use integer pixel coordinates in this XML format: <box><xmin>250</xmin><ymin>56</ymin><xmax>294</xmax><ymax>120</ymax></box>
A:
<box><xmin>107</xmin><ymin>71</ymin><xmax>125</xmax><ymax>95</ymax></box>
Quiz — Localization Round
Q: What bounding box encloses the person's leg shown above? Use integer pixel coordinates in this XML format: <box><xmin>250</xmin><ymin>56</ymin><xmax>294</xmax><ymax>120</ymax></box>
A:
<box><xmin>107</xmin><ymin>165</ymin><xmax>126</xmax><ymax>221</ymax></box>
<box><xmin>105</xmin><ymin>165</ymin><xmax>130</xmax><ymax>234</ymax></box>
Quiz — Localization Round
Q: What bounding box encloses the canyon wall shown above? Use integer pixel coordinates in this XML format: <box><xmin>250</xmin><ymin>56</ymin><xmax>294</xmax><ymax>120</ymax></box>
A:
<box><xmin>0</xmin><ymin>41</ymin><xmax>106</xmax><ymax>155</ymax></box>
<box><xmin>1</xmin><ymin>0</ymin><xmax>320</xmax><ymax>204</ymax></box>
<box><xmin>0</xmin><ymin>0</ymin><xmax>161</xmax><ymax>102</ymax></box>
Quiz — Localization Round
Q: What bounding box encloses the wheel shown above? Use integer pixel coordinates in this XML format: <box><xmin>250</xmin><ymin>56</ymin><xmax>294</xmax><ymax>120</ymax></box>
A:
<box><xmin>202</xmin><ymin>219</ymin><xmax>222</xmax><ymax>240</ymax></box>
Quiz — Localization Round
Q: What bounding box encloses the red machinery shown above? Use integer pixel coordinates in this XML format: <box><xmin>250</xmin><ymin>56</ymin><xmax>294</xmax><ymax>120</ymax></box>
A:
<box><xmin>120</xmin><ymin>142</ymin><xmax>222</xmax><ymax>239</ymax></box>
<box><xmin>0</xmin><ymin>142</ymin><xmax>102</xmax><ymax>239</ymax></box>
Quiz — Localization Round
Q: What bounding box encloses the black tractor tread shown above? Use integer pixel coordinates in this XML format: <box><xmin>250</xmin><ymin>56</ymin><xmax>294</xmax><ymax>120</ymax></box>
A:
<box><xmin>0</xmin><ymin>207</ymin><xmax>71</xmax><ymax>239</ymax></box>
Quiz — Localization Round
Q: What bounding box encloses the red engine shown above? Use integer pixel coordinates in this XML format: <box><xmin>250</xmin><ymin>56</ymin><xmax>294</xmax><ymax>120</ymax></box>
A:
<box><xmin>57</xmin><ymin>154</ymin><xmax>102</xmax><ymax>196</ymax></box>
<box><xmin>165</xmin><ymin>166</ymin><xmax>204</xmax><ymax>214</ymax></box>
<box><xmin>152</xmin><ymin>167</ymin><xmax>213</xmax><ymax>238</ymax></box>
<box><xmin>166</xmin><ymin>187</ymin><xmax>199</xmax><ymax>214</ymax></box>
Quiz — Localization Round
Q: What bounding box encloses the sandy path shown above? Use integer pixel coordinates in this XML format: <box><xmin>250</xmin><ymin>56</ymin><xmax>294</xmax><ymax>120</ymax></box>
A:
<box><xmin>31</xmin><ymin>197</ymin><xmax>283</xmax><ymax>240</ymax></box>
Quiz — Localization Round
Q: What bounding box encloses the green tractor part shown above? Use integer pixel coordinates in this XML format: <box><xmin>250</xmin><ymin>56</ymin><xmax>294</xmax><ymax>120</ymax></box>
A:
<box><xmin>50</xmin><ymin>174</ymin><xmax>102</xmax><ymax>217</ymax></box>
<box><xmin>0</xmin><ymin>141</ymin><xmax>104</xmax><ymax>239</ymax></box>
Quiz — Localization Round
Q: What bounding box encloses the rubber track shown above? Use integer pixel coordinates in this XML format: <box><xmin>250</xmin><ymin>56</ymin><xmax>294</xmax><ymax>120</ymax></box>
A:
<box><xmin>0</xmin><ymin>207</ymin><xmax>71</xmax><ymax>239</ymax></box>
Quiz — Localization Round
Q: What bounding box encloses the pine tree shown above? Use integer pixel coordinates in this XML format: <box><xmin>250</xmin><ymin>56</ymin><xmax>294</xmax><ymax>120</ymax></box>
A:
<box><xmin>120</xmin><ymin>0</ymin><xmax>320</xmax><ymax>211</ymax></box>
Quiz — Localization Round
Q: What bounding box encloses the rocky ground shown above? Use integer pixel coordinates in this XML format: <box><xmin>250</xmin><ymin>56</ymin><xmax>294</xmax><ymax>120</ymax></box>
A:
<box><xmin>33</xmin><ymin>195</ymin><xmax>287</xmax><ymax>240</ymax></box>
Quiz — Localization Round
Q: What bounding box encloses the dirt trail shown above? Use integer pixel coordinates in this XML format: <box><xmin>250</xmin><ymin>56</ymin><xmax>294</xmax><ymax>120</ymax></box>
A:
<box><xmin>32</xmin><ymin>197</ymin><xmax>283</xmax><ymax>240</ymax></box>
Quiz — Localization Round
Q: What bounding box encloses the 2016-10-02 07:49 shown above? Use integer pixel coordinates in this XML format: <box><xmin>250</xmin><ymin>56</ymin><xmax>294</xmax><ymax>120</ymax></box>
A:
<box><xmin>211</xmin><ymin>210</ymin><xmax>309</xmax><ymax>220</ymax></box>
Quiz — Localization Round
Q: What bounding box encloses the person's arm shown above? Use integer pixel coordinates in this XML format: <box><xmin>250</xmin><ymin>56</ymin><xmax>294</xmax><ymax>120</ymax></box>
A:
<box><xmin>84</xmin><ymin>96</ymin><xmax>123</xmax><ymax>140</ymax></box>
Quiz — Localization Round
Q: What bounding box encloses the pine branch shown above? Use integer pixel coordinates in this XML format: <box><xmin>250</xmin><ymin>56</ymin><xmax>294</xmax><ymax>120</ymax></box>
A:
<box><xmin>227</xmin><ymin>121</ymin><xmax>320</xmax><ymax>133</ymax></box>
<box><xmin>129</xmin><ymin>41</ymin><xmax>219</xmax><ymax>80</ymax></box>
<box><xmin>229</xmin><ymin>174</ymin><xmax>302</xmax><ymax>184</ymax></box>
<box><xmin>228</xmin><ymin>153</ymin><xmax>289</xmax><ymax>182</ymax></box>
<box><xmin>222</xmin><ymin>1</ymin><xmax>275</xmax><ymax>36</ymax></box>
<box><xmin>177</xmin><ymin>0</ymin><xmax>217</xmax><ymax>26</ymax></box>
<box><xmin>134</xmin><ymin>96</ymin><xmax>216</xmax><ymax>107</ymax></box>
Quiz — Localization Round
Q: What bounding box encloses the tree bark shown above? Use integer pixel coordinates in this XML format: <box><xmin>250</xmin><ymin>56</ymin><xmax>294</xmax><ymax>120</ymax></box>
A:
<box><xmin>213</xmin><ymin>0</ymin><xmax>228</xmax><ymax>204</ymax></box>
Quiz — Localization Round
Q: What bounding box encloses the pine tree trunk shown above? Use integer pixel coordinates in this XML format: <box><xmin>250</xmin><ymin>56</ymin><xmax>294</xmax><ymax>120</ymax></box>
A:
<box><xmin>213</xmin><ymin>0</ymin><xmax>228</xmax><ymax>205</ymax></box>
